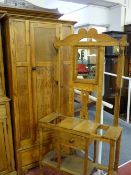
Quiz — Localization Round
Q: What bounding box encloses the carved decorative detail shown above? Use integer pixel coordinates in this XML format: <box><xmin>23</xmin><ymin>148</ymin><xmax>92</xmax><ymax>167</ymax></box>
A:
<box><xmin>54</xmin><ymin>28</ymin><xmax>128</xmax><ymax>47</ymax></box>
<box><xmin>0</xmin><ymin>0</ymin><xmax>61</xmax><ymax>19</ymax></box>
<box><xmin>4</xmin><ymin>0</ymin><xmax>44</xmax><ymax>10</ymax></box>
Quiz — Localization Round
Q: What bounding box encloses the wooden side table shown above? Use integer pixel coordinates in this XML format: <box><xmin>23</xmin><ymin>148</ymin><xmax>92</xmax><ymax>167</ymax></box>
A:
<box><xmin>39</xmin><ymin>112</ymin><xmax>122</xmax><ymax>175</ymax></box>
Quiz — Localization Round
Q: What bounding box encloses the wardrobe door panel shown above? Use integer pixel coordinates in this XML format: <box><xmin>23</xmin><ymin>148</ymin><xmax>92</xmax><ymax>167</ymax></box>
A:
<box><xmin>10</xmin><ymin>19</ymin><xmax>33</xmax><ymax>148</ymax></box>
<box><xmin>34</xmin><ymin>66</ymin><xmax>54</xmax><ymax>119</ymax></box>
<box><xmin>34</xmin><ymin>27</ymin><xmax>57</xmax><ymax>62</ymax></box>
<box><xmin>30</xmin><ymin>22</ymin><xmax>58</xmax><ymax>65</ymax></box>
<box><xmin>16</xmin><ymin>67</ymin><xmax>32</xmax><ymax>142</ymax></box>
<box><xmin>30</xmin><ymin>22</ymin><xmax>59</xmax><ymax>141</ymax></box>
<box><xmin>14</xmin><ymin>21</ymin><xmax>27</xmax><ymax>62</ymax></box>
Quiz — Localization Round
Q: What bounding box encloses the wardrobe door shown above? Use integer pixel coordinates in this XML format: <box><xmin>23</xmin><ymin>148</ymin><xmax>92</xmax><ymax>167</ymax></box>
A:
<box><xmin>30</xmin><ymin>22</ymin><xmax>59</xmax><ymax>141</ymax></box>
<box><xmin>9</xmin><ymin>19</ymin><xmax>34</xmax><ymax>149</ymax></box>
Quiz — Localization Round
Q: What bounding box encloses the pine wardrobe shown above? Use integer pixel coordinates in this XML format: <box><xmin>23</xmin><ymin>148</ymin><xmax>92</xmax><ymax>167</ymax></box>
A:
<box><xmin>0</xmin><ymin>6</ymin><xmax>75</xmax><ymax>175</ymax></box>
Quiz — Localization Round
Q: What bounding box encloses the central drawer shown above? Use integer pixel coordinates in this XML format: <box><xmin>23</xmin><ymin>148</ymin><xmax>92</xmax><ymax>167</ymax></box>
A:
<box><xmin>57</xmin><ymin>131</ymin><xmax>86</xmax><ymax>150</ymax></box>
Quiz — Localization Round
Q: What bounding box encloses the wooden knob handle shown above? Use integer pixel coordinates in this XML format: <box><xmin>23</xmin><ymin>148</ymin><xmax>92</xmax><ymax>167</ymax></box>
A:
<box><xmin>69</xmin><ymin>138</ymin><xmax>75</xmax><ymax>143</ymax></box>
<box><xmin>32</xmin><ymin>67</ymin><xmax>36</xmax><ymax>71</ymax></box>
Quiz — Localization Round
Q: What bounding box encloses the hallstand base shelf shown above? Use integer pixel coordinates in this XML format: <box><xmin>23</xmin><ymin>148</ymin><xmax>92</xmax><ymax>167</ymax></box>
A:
<box><xmin>40</xmin><ymin>151</ymin><xmax>118</xmax><ymax>175</ymax></box>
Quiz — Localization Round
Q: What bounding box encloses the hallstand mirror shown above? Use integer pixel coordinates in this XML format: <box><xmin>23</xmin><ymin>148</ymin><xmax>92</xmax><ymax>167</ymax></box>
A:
<box><xmin>74</xmin><ymin>46</ymin><xmax>98</xmax><ymax>82</ymax></box>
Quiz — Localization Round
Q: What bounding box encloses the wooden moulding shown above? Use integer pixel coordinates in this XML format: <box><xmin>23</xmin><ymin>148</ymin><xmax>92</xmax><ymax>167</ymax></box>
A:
<box><xmin>0</xmin><ymin>7</ymin><xmax>77</xmax><ymax>25</ymax></box>
<box><xmin>0</xmin><ymin>3</ymin><xmax>62</xmax><ymax>19</ymax></box>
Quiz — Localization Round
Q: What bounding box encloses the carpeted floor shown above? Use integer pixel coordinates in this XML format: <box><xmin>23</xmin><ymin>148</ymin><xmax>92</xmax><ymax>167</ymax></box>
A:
<box><xmin>25</xmin><ymin>166</ymin><xmax>73</xmax><ymax>175</ymax></box>
<box><xmin>118</xmin><ymin>161</ymin><xmax>131</xmax><ymax>175</ymax></box>
<box><xmin>25</xmin><ymin>166</ymin><xmax>102</xmax><ymax>175</ymax></box>
<box><xmin>25</xmin><ymin>162</ymin><xmax>131</xmax><ymax>175</ymax></box>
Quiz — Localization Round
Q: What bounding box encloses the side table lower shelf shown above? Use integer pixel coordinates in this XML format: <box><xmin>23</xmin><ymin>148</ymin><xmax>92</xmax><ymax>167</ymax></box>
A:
<box><xmin>40</xmin><ymin>151</ymin><xmax>118</xmax><ymax>175</ymax></box>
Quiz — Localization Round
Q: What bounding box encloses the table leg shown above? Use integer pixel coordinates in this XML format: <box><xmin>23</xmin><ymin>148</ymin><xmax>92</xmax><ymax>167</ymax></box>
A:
<box><xmin>56</xmin><ymin>143</ymin><xmax>61</xmax><ymax>169</ymax></box>
<box><xmin>94</xmin><ymin>140</ymin><xmax>97</xmax><ymax>163</ymax></box>
<box><xmin>83</xmin><ymin>139</ymin><xmax>89</xmax><ymax>175</ymax></box>
<box><xmin>108</xmin><ymin>140</ymin><xmax>115</xmax><ymax>175</ymax></box>
<box><xmin>114</xmin><ymin>133</ymin><xmax>122</xmax><ymax>172</ymax></box>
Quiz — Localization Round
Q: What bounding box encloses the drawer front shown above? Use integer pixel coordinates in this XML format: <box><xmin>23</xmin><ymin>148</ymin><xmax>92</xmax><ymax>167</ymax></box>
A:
<box><xmin>0</xmin><ymin>105</ymin><xmax>6</xmax><ymax>118</ymax></box>
<box><xmin>21</xmin><ymin>146</ymin><xmax>39</xmax><ymax>167</ymax></box>
<box><xmin>57</xmin><ymin>132</ymin><xmax>86</xmax><ymax>149</ymax></box>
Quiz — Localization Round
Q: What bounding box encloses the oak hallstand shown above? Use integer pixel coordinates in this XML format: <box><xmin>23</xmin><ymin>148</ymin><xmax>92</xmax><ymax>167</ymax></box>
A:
<box><xmin>39</xmin><ymin>28</ymin><xmax>128</xmax><ymax>175</ymax></box>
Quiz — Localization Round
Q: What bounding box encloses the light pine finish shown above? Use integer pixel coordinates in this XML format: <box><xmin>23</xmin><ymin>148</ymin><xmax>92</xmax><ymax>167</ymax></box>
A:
<box><xmin>39</xmin><ymin>28</ymin><xmax>127</xmax><ymax>175</ymax></box>
<box><xmin>0</xmin><ymin>25</ymin><xmax>16</xmax><ymax>175</ymax></box>
<box><xmin>1</xmin><ymin>8</ymin><xmax>75</xmax><ymax>174</ymax></box>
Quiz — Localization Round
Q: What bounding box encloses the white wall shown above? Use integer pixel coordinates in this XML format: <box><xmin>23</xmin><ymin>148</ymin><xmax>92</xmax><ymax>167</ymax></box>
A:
<box><xmin>105</xmin><ymin>0</ymin><xmax>124</xmax><ymax>5</ymax></box>
<box><xmin>60</xmin><ymin>5</ymin><xmax>109</xmax><ymax>27</ymax></box>
<box><xmin>60</xmin><ymin>3</ymin><xmax>127</xmax><ymax>31</ymax></box>
<box><xmin>108</xmin><ymin>0</ymin><xmax>131</xmax><ymax>29</ymax></box>
<box><xmin>22</xmin><ymin>0</ymin><xmax>45</xmax><ymax>7</ymax></box>
<box><xmin>24</xmin><ymin>0</ymin><xmax>86</xmax><ymax>13</ymax></box>
<box><xmin>105</xmin><ymin>0</ymin><xmax>131</xmax><ymax>30</ymax></box>
<box><xmin>28</xmin><ymin>0</ymin><xmax>123</xmax><ymax>31</ymax></box>
<box><xmin>108</xmin><ymin>5</ymin><xmax>123</xmax><ymax>31</ymax></box>
<box><xmin>125</xmin><ymin>0</ymin><xmax>131</xmax><ymax>24</ymax></box>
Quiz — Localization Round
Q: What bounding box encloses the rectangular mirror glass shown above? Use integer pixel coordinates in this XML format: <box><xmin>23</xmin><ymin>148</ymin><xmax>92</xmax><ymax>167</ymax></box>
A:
<box><xmin>76</xmin><ymin>47</ymin><xmax>98</xmax><ymax>81</ymax></box>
